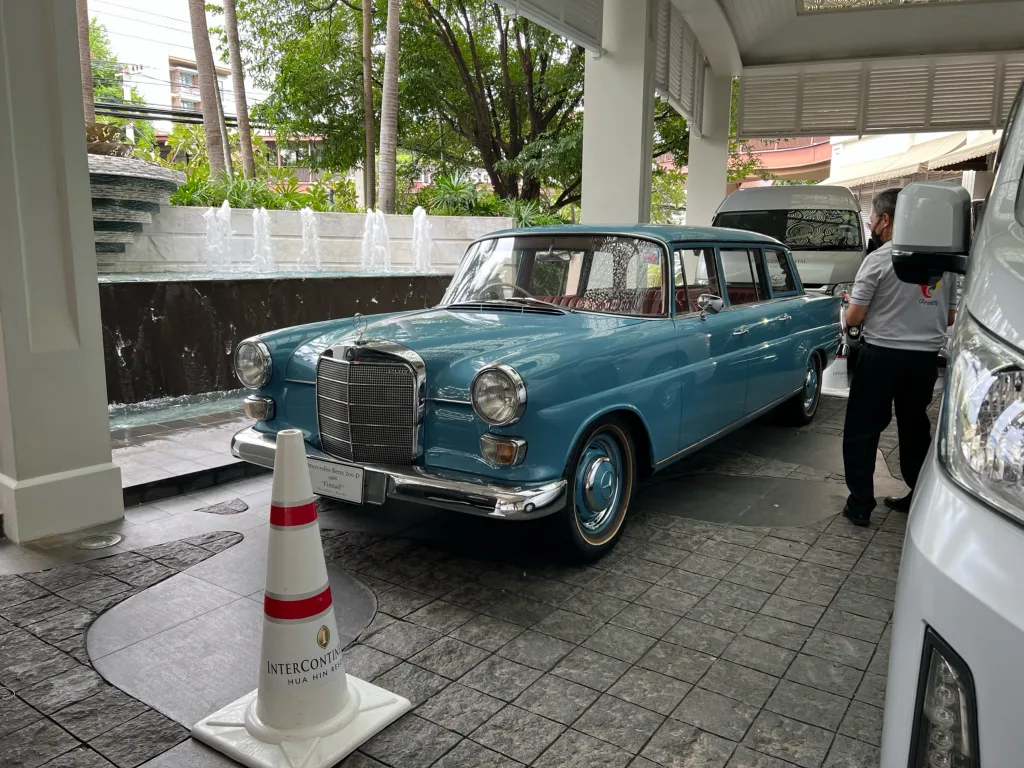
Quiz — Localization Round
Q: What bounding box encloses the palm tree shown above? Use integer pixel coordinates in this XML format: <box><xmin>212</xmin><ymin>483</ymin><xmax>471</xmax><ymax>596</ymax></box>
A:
<box><xmin>223</xmin><ymin>0</ymin><xmax>256</xmax><ymax>177</ymax></box>
<box><xmin>361</xmin><ymin>0</ymin><xmax>376</xmax><ymax>210</ymax></box>
<box><xmin>377</xmin><ymin>0</ymin><xmax>400</xmax><ymax>213</ymax></box>
<box><xmin>187</xmin><ymin>0</ymin><xmax>227</xmax><ymax>176</ymax></box>
<box><xmin>77</xmin><ymin>0</ymin><xmax>94</xmax><ymax>123</ymax></box>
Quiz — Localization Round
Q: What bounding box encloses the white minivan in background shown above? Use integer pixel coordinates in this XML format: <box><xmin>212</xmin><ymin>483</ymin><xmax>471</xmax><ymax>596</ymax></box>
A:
<box><xmin>880</xmin><ymin>82</ymin><xmax>1024</xmax><ymax>767</ymax></box>
<box><xmin>712</xmin><ymin>185</ymin><xmax>865</xmax><ymax>293</ymax></box>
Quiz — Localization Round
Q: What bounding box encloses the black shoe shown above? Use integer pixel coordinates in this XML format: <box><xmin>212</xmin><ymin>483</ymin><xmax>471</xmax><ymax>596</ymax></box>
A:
<box><xmin>842</xmin><ymin>504</ymin><xmax>871</xmax><ymax>527</ymax></box>
<box><xmin>884</xmin><ymin>493</ymin><xmax>913</xmax><ymax>513</ymax></box>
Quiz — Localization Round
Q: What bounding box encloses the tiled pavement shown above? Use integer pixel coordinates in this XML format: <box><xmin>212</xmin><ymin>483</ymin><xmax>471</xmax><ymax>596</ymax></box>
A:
<box><xmin>0</xmin><ymin>392</ymin><xmax>925</xmax><ymax>767</ymax></box>
<box><xmin>0</xmin><ymin>532</ymin><xmax>244</xmax><ymax>767</ymax></box>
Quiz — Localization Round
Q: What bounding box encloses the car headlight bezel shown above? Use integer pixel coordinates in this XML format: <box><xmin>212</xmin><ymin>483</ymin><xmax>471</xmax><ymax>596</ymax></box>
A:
<box><xmin>234</xmin><ymin>338</ymin><xmax>273</xmax><ymax>390</ymax></box>
<box><xmin>471</xmin><ymin>364</ymin><xmax>526</xmax><ymax>426</ymax></box>
<box><xmin>939</xmin><ymin>311</ymin><xmax>1024</xmax><ymax>525</ymax></box>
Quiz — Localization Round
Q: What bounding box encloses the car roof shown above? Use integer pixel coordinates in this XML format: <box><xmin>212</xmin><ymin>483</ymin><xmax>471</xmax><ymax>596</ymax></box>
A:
<box><xmin>715</xmin><ymin>185</ymin><xmax>860</xmax><ymax>213</ymax></box>
<box><xmin>482</xmin><ymin>224</ymin><xmax>783</xmax><ymax>247</ymax></box>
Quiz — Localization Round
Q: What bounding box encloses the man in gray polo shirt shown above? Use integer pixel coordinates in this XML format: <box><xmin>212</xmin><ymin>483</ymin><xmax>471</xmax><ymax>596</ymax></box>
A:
<box><xmin>841</xmin><ymin>187</ymin><xmax>957</xmax><ymax>526</ymax></box>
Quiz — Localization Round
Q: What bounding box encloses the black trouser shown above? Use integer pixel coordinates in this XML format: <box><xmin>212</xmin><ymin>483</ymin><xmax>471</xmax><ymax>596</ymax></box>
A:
<box><xmin>842</xmin><ymin>344</ymin><xmax>939</xmax><ymax>516</ymax></box>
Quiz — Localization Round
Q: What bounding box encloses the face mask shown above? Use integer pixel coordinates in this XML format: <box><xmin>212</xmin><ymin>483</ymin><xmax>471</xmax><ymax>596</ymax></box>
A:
<box><xmin>867</xmin><ymin>217</ymin><xmax>887</xmax><ymax>252</ymax></box>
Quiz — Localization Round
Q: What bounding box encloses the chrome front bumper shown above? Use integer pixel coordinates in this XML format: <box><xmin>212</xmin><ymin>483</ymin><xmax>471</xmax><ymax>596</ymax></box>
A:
<box><xmin>231</xmin><ymin>427</ymin><xmax>566</xmax><ymax>521</ymax></box>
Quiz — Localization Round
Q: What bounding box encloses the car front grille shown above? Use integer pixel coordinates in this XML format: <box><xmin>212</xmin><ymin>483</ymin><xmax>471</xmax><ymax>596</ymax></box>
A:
<box><xmin>316</xmin><ymin>354</ymin><xmax>417</xmax><ymax>465</ymax></box>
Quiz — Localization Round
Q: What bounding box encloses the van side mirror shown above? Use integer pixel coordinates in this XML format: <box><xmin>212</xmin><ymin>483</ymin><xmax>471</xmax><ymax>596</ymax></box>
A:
<box><xmin>697</xmin><ymin>294</ymin><xmax>724</xmax><ymax>320</ymax></box>
<box><xmin>891</xmin><ymin>181</ymin><xmax>970</xmax><ymax>285</ymax></box>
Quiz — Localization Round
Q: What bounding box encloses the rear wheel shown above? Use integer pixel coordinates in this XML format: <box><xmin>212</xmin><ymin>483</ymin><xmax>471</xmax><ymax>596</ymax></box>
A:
<box><xmin>780</xmin><ymin>353</ymin><xmax>822</xmax><ymax>426</ymax></box>
<box><xmin>556</xmin><ymin>417</ymin><xmax>636</xmax><ymax>562</ymax></box>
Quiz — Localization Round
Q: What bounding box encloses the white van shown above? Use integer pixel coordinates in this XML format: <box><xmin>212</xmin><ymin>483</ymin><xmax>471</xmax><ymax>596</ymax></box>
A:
<box><xmin>712</xmin><ymin>186</ymin><xmax>865</xmax><ymax>292</ymax></box>
<box><xmin>880</xmin><ymin>83</ymin><xmax>1024</xmax><ymax>767</ymax></box>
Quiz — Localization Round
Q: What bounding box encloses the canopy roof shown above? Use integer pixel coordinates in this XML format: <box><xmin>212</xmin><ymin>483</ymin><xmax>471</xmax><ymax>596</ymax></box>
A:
<box><xmin>822</xmin><ymin>133</ymin><xmax>968</xmax><ymax>186</ymax></box>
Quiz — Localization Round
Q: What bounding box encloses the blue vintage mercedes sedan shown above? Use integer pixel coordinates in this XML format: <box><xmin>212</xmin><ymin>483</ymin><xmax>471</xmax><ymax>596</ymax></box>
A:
<box><xmin>231</xmin><ymin>225</ymin><xmax>841</xmax><ymax>559</ymax></box>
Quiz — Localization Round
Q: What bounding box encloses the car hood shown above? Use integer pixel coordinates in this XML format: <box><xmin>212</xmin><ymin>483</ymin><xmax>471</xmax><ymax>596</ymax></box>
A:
<box><xmin>286</xmin><ymin>306</ymin><xmax>646</xmax><ymax>399</ymax></box>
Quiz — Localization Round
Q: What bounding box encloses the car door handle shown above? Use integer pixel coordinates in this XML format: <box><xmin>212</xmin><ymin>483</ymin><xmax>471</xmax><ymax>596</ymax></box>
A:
<box><xmin>732</xmin><ymin>328</ymin><xmax>749</xmax><ymax>336</ymax></box>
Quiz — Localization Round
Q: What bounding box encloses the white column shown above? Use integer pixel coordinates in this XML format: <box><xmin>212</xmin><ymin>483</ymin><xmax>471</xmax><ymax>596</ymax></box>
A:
<box><xmin>0</xmin><ymin>0</ymin><xmax>123</xmax><ymax>543</ymax></box>
<box><xmin>580</xmin><ymin>0</ymin><xmax>656</xmax><ymax>225</ymax></box>
<box><xmin>961</xmin><ymin>169</ymin><xmax>994</xmax><ymax>200</ymax></box>
<box><xmin>685</xmin><ymin>71</ymin><xmax>732</xmax><ymax>227</ymax></box>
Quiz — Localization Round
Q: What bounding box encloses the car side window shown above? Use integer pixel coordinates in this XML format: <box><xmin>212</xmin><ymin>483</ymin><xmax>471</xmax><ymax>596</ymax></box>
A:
<box><xmin>765</xmin><ymin>249</ymin><xmax>798</xmax><ymax>295</ymax></box>
<box><xmin>673</xmin><ymin>247</ymin><xmax>722</xmax><ymax>314</ymax></box>
<box><xmin>719</xmin><ymin>248</ymin><xmax>764</xmax><ymax>306</ymax></box>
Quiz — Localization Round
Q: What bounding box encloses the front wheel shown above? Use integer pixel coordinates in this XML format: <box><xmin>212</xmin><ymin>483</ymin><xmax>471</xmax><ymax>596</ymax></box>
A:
<box><xmin>555</xmin><ymin>417</ymin><xmax>636</xmax><ymax>562</ymax></box>
<box><xmin>780</xmin><ymin>353</ymin><xmax>822</xmax><ymax>426</ymax></box>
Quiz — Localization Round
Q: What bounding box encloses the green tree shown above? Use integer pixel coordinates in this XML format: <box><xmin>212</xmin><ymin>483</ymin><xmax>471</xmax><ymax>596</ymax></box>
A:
<box><xmin>88</xmin><ymin>20</ymin><xmax>153</xmax><ymax>144</ymax></box>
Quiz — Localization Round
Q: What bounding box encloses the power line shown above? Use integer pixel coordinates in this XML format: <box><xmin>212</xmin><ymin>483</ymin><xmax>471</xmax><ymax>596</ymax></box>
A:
<box><xmin>89</xmin><ymin>9</ymin><xmax>193</xmax><ymax>34</ymax></box>
<box><xmin>89</xmin><ymin>0</ymin><xmax>198</xmax><ymax>26</ymax></box>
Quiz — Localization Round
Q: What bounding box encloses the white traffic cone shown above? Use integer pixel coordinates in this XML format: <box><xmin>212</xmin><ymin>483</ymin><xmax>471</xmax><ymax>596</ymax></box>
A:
<box><xmin>192</xmin><ymin>429</ymin><xmax>410</xmax><ymax>768</ymax></box>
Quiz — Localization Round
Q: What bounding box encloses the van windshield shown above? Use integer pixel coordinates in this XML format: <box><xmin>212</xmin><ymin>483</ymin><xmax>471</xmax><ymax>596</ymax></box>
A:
<box><xmin>714</xmin><ymin>209</ymin><xmax>862</xmax><ymax>251</ymax></box>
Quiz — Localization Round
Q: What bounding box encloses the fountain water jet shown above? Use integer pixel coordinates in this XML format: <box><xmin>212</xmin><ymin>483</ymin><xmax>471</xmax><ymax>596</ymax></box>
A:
<box><xmin>203</xmin><ymin>200</ymin><xmax>233</xmax><ymax>270</ymax></box>
<box><xmin>298</xmin><ymin>207</ymin><xmax>322</xmax><ymax>271</ymax></box>
<box><xmin>251</xmin><ymin>207</ymin><xmax>275</xmax><ymax>272</ymax></box>
<box><xmin>360</xmin><ymin>209</ymin><xmax>392</xmax><ymax>273</ymax></box>
<box><xmin>411</xmin><ymin>206</ymin><xmax>434</xmax><ymax>272</ymax></box>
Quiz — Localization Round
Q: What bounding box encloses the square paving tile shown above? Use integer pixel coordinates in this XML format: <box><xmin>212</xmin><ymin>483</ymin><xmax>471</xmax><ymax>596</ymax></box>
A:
<box><xmin>534</xmin><ymin>729</ymin><xmax>632</xmax><ymax>768</ymax></box>
<box><xmin>774</xmin><ymin>577</ymin><xmax>839</xmax><ymax>608</ymax></box>
<box><xmin>721</xmin><ymin>636</ymin><xmax>796</xmax><ymax>678</ymax></box>
<box><xmin>1</xmin><ymin>595</ymin><xmax>78</xmax><ymax>628</ymax></box>
<box><xmin>551</xmin><ymin>648</ymin><xmax>630</xmax><ymax>693</ymax></box>
<box><xmin>41</xmin><ymin>745</ymin><xmax>119</xmax><ymax>766</ymax></box>
<box><xmin>641</xmin><ymin>719</ymin><xmax>736</xmax><ymax>768</ymax></box>
<box><xmin>756</xmin><ymin>537</ymin><xmax>810</xmax><ymax>560</ymax></box>
<box><xmin>19</xmin><ymin>666</ymin><xmax>108</xmax><ymax>716</ymax></box>
<box><xmin>497</xmin><ymin>630</ymin><xmax>573</xmax><ymax>671</ymax></box>
<box><xmin>723</xmin><ymin>565</ymin><xmax>785</xmax><ymax>594</ymax></box>
<box><xmin>634</xmin><ymin>585</ymin><xmax>701</xmax><ymax>617</ymax></box>
<box><xmin>787</xmin><ymin>562</ymin><xmax>847</xmax><ymax>589</ymax></box>
<box><xmin>450</xmin><ymin>616</ymin><xmax>525</xmax><ymax>652</ymax></box>
<box><xmin>633</xmin><ymin>543</ymin><xmax>689</xmax><ymax>568</ymax></box>
<box><xmin>0</xmin><ymin>693</ymin><xmax>42</xmax><ymax>739</ymax></box>
<box><xmin>726</xmin><ymin>745</ymin><xmax>797</xmax><ymax>767</ymax></box>
<box><xmin>742</xmin><ymin>711</ymin><xmax>834</xmax><ymax>768</ymax></box>
<box><xmin>739</xmin><ymin>551</ymin><xmax>798</xmax><ymax>576</ymax></box>
<box><xmin>416</xmin><ymin>683</ymin><xmax>504</xmax><ymax>736</ymax></box>
<box><xmin>405</xmin><ymin>601</ymin><xmax>476</xmax><ymax>634</ymax></box>
<box><xmin>514</xmin><ymin>674</ymin><xmax>600</xmax><ymax>725</ymax></box>
<box><xmin>89</xmin><ymin>709</ymin><xmax>189</xmax><ymax>768</ymax></box>
<box><xmin>784</xmin><ymin>654</ymin><xmax>863</xmax><ymax>699</ymax></box>
<box><xmin>574</xmin><ymin>694</ymin><xmax>665</xmax><ymax>753</ymax></box>
<box><xmin>838</xmin><ymin>701</ymin><xmax>883</xmax><ymax>746</ymax></box>
<box><xmin>411</xmin><ymin>637</ymin><xmax>491</xmax><ymax>680</ymax></box>
<box><xmin>854</xmin><ymin>673</ymin><xmax>886</xmax><ymax>709</ymax></box>
<box><xmin>484</xmin><ymin>596</ymin><xmax>555</xmax><ymax>628</ymax></box>
<box><xmin>658</xmin><ymin>569</ymin><xmax>719</xmax><ymax>598</ymax></box>
<box><xmin>608</xmin><ymin>667</ymin><xmax>692</xmax><ymax>716</ymax></box>
<box><xmin>742</xmin><ymin>615</ymin><xmax>812</xmax><ymax>653</ymax></box>
<box><xmin>345</xmin><ymin>645</ymin><xmax>401</xmax><ymax>682</ymax></box>
<box><xmin>698</xmin><ymin>660</ymin><xmax>779</xmax><ymax>708</ymax></box>
<box><xmin>672</xmin><ymin>687</ymin><xmax>759</xmax><ymax>742</ymax></box>
<box><xmin>51</xmin><ymin>687</ymin><xmax>148</xmax><ymax>741</ymax></box>
<box><xmin>610</xmin><ymin>604</ymin><xmax>679</xmax><ymax>639</ymax></box>
<box><xmin>686</xmin><ymin>599</ymin><xmax>755</xmax><ymax>634</ymax></box>
<box><xmin>363</xmin><ymin>620</ymin><xmax>441</xmax><ymax>660</ymax></box>
<box><xmin>459</xmin><ymin>656</ymin><xmax>543</xmax><ymax>701</ymax></box>
<box><xmin>0</xmin><ymin>719</ymin><xmax>79</xmax><ymax>768</ymax></box>
<box><xmin>0</xmin><ymin>630</ymin><xmax>80</xmax><ymax>691</ymax></box>
<box><xmin>609</xmin><ymin>557</ymin><xmax>672</xmax><ymax>584</ymax></box>
<box><xmin>707</xmin><ymin>582</ymin><xmax>772</xmax><ymax>613</ymax></box>
<box><xmin>830</xmin><ymin>589</ymin><xmax>893</xmax><ymax>623</ymax></box>
<box><xmin>816</xmin><ymin>607</ymin><xmax>885</xmax><ymax>644</ymax></box>
<box><xmin>430</xmin><ymin>739</ymin><xmax>520</xmax><ymax>768</ymax></box>
<box><xmin>638</xmin><ymin>640</ymin><xmax>715</xmax><ymax>684</ymax></box>
<box><xmin>801</xmin><ymin>630</ymin><xmax>876</xmax><ymax>671</ymax></box>
<box><xmin>590</xmin><ymin>573</ymin><xmax>652</xmax><ymax>602</ymax></box>
<box><xmin>372</xmin><ymin>662</ymin><xmax>450</xmax><ymax>708</ymax></box>
<box><xmin>533</xmin><ymin>609</ymin><xmax>604</xmax><ymax>644</ymax></box>
<box><xmin>678</xmin><ymin>554</ymin><xmax>736</xmax><ymax>579</ymax></box>
<box><xmin>760</xmin><ymin>596</ymin><xmax>826</xmax><ymax>628</ymax></box>
<box><xmin>584</xmin><ymin>625</ymin><xmax>657</xmax><ymax>664</ymax></box>
<box><xmin>361</xmin><ymin>714</ymin><xmax>461</xmax><ymax>768</ymax></box>
<box><xmin>663</xmin><ymin>618</ymin><xmax>735</xmax><ymax>656</ymax></box>
<box><xmin>561</xmin><ymin>592</ymin><xmax>631</xmax><ymax>622</ymax></box>
<box><xmin>822</xmin><ymin>734</ymin><xmax>880</xmax><ymax>768</ymax></box>
<box><xmin>376</xmin><ymin>587</ymin><xmax>435</xmax><ymax>618</ymax></box>
<box><xmin>765</xmin><ymin>680</ymin><xmax>849</xmax><ymax>731</ymax></box>
<box><xmin>472</xmin><ymin>705</ymin><xmax>565</xmax><ymax>764</ymax></box>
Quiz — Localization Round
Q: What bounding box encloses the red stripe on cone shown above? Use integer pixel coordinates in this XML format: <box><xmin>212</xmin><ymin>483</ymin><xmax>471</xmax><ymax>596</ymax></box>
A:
<box><xmin>269</xmin><ymin>502</ymin><xmax>318</xmax><ymax>527</ymax></box>
<box><xmin>264</xmin><ymin>586</ymin><xmax>333</xmax><ymax>621</ymax></box>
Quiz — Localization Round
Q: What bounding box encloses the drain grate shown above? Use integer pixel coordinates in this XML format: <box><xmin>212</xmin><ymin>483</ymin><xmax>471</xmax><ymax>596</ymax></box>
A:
<box><xmin>75</xmin><ymin>533</ymin><xmax>124</xmax><ymax>550</ymax></box>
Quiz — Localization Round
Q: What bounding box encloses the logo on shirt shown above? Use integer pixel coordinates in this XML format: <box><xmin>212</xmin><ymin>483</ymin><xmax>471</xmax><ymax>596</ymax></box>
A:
<box><xmin>920</xmin><ymin>280</ymin><xmax>941</xmax><ymax>299</ymax></box>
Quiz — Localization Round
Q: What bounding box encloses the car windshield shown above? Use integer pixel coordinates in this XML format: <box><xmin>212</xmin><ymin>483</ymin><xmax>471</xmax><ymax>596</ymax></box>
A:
<box><xmin>442</xmin><ymin>234</ymin><xmax>667</xmax><ymax>316</ymax></box>
<box><xmin>714</xmin><ymin>209</ymin><xmax>862</xmax><ymax>251</ymax></box>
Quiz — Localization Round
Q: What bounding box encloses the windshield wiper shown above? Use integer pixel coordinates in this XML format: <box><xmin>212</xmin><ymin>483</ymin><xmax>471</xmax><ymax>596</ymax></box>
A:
<box><xmin>501</xmin><ymin>296</ymin><xmax>569</xmax><ymax>310</ymax></box>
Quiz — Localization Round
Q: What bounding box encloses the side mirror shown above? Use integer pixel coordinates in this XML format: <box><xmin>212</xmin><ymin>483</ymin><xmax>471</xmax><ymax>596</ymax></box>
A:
<box><xmin>891</xmin><ymin>181</ymin><xmax>971</xmax><ymax>285</ymax></box>
<box><xmin>697</xmin><ymin>294</ymin><xmax>724</xmax><ymax>319</ymax></box>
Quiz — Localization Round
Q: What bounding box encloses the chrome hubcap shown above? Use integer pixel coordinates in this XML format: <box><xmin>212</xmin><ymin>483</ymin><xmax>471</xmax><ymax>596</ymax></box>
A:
<box><xmin>803</xmin><ymin>360</ymin><xmax>820</xmax><ymax>412</ymax></box>
<box><xmin>575</xmin><ymin>434</ymin><xmax>624</xmax><ymax>535</ymax></box>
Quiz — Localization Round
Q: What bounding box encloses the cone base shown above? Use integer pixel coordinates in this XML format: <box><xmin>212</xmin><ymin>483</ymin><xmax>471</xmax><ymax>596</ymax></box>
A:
<box><xmin>821</xmin><ymin>358</ymin><xmax>851</xmax><ymax>399</ymax></box>
<box><xmin>191</xmin><ymin>675</ymin><xmax>411</xmax><ymax>768</ymax></box>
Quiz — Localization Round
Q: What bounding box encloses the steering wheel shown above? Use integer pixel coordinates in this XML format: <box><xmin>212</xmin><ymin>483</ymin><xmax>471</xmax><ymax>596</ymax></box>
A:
<box><xmin>484</xmin><ymin>282</ymin><xmax>534</xmax><ymax>299</ymax></box>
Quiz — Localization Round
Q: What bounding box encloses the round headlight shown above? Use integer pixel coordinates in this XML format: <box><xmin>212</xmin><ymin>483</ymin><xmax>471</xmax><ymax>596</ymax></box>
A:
<box><xmin>471</xmin><ymin>365</ymin><xmax>526</xmax><ymax>426</ymax></box>
<box><xmin>234</xmin><ymin>339</ymin><xmax>272</xmax><ymax>389</ymax></box>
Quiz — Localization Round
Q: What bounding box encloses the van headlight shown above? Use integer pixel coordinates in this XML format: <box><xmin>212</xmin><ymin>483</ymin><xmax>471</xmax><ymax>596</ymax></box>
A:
<box><xmin>940</xmin><ymin>311</ymin><xmax>1024</xmax><ymax>521</ymax></box>
<box><xmin>234</xmin><ymin>339</ymin><xmax>272</xmax><ymax>389</ymax></box>
<box><xmin>471</xmin><ymin>364</ymin><xmax>526</xmax><ymax>426</ymax></box>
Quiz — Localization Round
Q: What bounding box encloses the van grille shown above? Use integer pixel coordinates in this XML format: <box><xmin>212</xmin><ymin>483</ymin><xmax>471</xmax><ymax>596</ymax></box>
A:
<box><xmin>316</xmin><ymin>355</ymin><xmax>416</xmax><ymax>465</ymax></box>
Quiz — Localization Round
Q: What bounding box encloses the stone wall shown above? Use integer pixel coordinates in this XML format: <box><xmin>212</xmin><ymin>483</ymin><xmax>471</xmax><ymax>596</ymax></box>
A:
<box><xmin>107</xmin><ymin>207</ymin><xmax>514</xmax><ymax>274</ymax></box>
